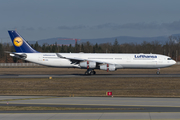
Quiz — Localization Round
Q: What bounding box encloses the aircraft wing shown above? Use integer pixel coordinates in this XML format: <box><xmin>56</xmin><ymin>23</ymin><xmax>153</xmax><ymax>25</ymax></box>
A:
<box><xmin>56</xmin><ymin>53</ymin><xmax>112</xmax><ymax>65</ymax></box>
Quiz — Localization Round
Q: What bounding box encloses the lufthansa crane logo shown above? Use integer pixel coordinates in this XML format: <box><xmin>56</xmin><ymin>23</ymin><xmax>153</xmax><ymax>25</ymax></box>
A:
<box><xmin>13</xmin><ymin>37</ymin><xmax>23</xmax><ymax>47</ymax></box>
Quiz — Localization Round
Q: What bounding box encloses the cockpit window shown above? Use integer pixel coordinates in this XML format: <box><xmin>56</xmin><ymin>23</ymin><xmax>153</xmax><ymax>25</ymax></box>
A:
<box><xmin>167</xmin><ymin>58</ymin><xmax>172</xmax><ymax>60</ymax></box>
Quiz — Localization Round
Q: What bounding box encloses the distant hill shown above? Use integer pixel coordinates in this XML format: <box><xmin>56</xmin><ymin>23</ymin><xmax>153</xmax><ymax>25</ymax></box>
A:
<box><xmin>28</xmin><ymin>34</ymin><xmax>180</xmax><ymax>46</ymax></box>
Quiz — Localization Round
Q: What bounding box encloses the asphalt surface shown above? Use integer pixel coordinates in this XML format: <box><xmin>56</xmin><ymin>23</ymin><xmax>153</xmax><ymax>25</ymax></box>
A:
<box><xmin>0</xmin><ymin>74</ymin><xmax>180</xmax><ymax>78</ymax></box>
<box><xmin>1</xmin><ymin>104</ymin><xmax>180</xmax><ymax>113</ymax></box>
<box><xmin>0</xmin><ymin>96</ymin><xmax>180</xmax><ymax>119</ymax></box>
<box><xmin>0</xmin><ymin>113</ymin><xmax>180</xmax><ymax>120</ymax></box>
<box><xmin>1</xmin><ymin>96</ymin><xmax>180</xmax><ymax>112</ymax></box>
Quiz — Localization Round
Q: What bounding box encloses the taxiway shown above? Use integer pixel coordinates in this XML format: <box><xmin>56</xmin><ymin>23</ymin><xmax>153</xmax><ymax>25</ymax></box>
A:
<box><xmin>1</xmin><ymin>74</ymin><xmax>180</xmax><ymax>78</ymax></box>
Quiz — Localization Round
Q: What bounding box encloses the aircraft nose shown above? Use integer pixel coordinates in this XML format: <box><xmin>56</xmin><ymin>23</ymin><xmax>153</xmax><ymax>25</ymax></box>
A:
<box><xmin>173</xmin><ymin>60</ymin><xmax>176</xmax><ymax>65</ymax></box>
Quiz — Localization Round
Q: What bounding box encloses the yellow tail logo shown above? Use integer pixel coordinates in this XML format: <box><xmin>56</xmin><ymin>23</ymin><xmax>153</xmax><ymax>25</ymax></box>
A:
<box><xmin>13</xmin><ymin>37</ymin><xmax>23</xmax><ymax>47</ymax></box>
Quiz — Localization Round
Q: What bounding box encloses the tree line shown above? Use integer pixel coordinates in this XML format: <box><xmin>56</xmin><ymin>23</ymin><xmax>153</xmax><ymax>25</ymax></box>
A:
<box><xmin>0</xmin><ymin>36</ymin><xmax>180</xmax><ymax>63</ymax></box>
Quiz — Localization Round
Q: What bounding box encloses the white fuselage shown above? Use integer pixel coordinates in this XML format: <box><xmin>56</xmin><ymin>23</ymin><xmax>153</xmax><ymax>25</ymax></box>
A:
<box><xmin>22</xmin><ymin>53</ymin><xmax>176</xmax><ymax>69</ymax></box>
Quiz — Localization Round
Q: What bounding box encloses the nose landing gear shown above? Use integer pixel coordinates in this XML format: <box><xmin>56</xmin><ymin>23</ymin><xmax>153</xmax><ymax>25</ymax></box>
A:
<box><xmin>156</xmin><ymin>68</ymin><xmax>160</xmax><ymax>75</ymax></box>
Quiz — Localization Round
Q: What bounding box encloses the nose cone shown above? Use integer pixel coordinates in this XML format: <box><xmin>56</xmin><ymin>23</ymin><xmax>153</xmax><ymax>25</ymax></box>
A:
<box><xmin>172</xmin><ymin>60</ymin><xmax>176</xmax><ymax>65</ymax></box>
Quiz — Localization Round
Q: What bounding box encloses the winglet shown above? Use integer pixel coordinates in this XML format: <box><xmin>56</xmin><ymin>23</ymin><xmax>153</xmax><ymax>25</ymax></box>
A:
<box><xmin>8</xmin><ymin>30</ymin><xmax>39</xmax><ymax>53</ymax></box>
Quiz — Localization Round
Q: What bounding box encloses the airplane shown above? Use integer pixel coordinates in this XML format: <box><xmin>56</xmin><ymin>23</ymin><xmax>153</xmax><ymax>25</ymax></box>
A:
<box><xmin>8</xmin><ymin>30</ymin><xmax>176</xmax><ymax>75</ymax></box>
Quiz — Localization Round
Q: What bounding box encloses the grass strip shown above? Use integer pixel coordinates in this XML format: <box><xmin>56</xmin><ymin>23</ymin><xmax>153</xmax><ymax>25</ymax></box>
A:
<box><xmin>0</xmin><ymin>77</ymin><xmax>180</xmax><ymax>97</ymax></box>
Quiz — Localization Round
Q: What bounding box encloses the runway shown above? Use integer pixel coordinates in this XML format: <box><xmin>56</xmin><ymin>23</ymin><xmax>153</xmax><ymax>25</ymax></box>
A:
<box><xmin>1</xmin><ymin>74</ymin><xmax>180</xmax><ymax>78</ymax></box>
<box><xmin>2</xmin><ymin>96</ymin><xmax>180</xmax><ymax>108</ymax></box>
<box><xmin>1</xmin><ymin>112</ymin><xmax>180</xmax><ymax>120</ymax></box>
<box><xmin>1</xmin><ymin>103</ymin><xmax>180</xmax><ymax>113</ymax></box>
<box><xmin>0</xmin><ymin>96</ymin><xmax>180</xmax><ymax>119</ymax></box>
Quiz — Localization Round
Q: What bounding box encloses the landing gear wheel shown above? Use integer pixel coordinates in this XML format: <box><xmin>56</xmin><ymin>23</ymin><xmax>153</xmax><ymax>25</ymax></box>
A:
<box><xmin>156</xmin><ymin>71</ymin><xmax>160</xmax><ymax>75</ymax></box>
<box><xmin>90</xmin><ymin>71</ymin><xmax>96</xmax><ymax>75</ymax></box>
<box><xmin>84</xmin><ymin>69</ymin><xmax>96</xmax><ymax>75</ymax></box>
<box><xmin>156</xmin><ymin>68</ymin><xmax>160</xmax><ymax>75</ymax></box>
<box><xmin>85</xmin><ymin>71</ymin><xmax>91</xmax><ymax>75</ymax></box>
<box><xmin>85</xmin><ymin>71</ymin><xmax>88</xmax><ymax>75</ymax></box>
<box><xmin>88</xmin><ymin>71</ymin><xmax>92</xmax><ymax>75</ymax></box>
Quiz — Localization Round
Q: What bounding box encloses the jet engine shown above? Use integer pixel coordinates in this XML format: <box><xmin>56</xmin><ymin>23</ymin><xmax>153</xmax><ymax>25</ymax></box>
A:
<box><xmin>80</xmin><ymin>61</ymin><xmax>96</xmax><ymax>69</ymax></box>
<box><xmin>100</xmin><ymin>64</ymin><xmax>116</xmax><ymax>71</ymax></box>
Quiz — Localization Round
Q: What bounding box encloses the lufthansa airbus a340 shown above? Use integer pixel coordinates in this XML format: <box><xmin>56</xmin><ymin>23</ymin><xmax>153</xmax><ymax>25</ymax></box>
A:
<box><xmin>8</xmin><ymin>30</ymin><xmax>176</xmax><ymax>75</ymax></box>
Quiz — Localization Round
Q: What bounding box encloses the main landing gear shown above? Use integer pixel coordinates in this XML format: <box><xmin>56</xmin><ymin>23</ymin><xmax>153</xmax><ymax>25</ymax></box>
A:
<box><xmin>156</xmin><ymin>68</ymin><xmax>160</xmax><ymax>75</ymax></box>
<box><xmin>84</xmin><ymin>69</ymin><xmax>96</xmax><ymax>75</ymax></box>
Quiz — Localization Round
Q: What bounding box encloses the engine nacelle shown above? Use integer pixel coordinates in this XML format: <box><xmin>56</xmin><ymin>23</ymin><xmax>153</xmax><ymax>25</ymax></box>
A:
<box><xmin>80</xmin><ymin>61</ymin><xmax>96</xmax><ymax>69</ymax></box>
<box><xmin>100</xmin><ymin>64</ymin><xmax>116</xmax><ymax>71</ymax></box>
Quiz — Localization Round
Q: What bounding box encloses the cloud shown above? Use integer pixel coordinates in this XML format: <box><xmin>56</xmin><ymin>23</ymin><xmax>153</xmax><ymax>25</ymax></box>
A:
<box><xmin>26</xmin><ymin>27</ymin><xmax>35</xmax><ymax>31</ymax></box>
<box><xmin>96</xmin><ymin>23</ymin><xmax>117</xmax><ymax>29</ymax></box>
<box><xmin>119</xmin><ymin>22</ymin><xmax>159</xmax><ymax>30</ymax></box>
<box><xmin>161</xmin><ymin>20</ymin><xmax>180</xmax><ymax>30</ymax></box>
<box><xmin>52</xmin><ymin>20</ymin><xmax>180</xmax><ymax>31</ymax></box>
<box><xmin>95</xmin><ymin>20</ymin><xmax>180</xmax><ymax>31</ymax></box>
<box><xmin>94</xmin><ymin>22</ymin><xmax>159</xmax><ymax>30</ymax></box>
<box><xmin>38</xmin><ymin>27</ymin><xmax>46</xmax><ymax>31</ymax></box>
<box><xmin>57</xmin><ymin>25</ymin><xmax>87</xmax><ymax>30</ymax></box>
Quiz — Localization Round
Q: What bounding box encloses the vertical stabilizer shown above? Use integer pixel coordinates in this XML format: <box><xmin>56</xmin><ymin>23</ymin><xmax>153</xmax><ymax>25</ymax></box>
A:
<box><xmin>8</xmin><ymin>30</ymin><xmax>39</xmax><ymax>53</ymax></box>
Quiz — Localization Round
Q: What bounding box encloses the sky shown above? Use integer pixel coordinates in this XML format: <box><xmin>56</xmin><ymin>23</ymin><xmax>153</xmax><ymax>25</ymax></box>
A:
<box><xmin>1</xmin><ymin>0</ymin><xmax>180</xmax><ymax>43</ymax></box>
